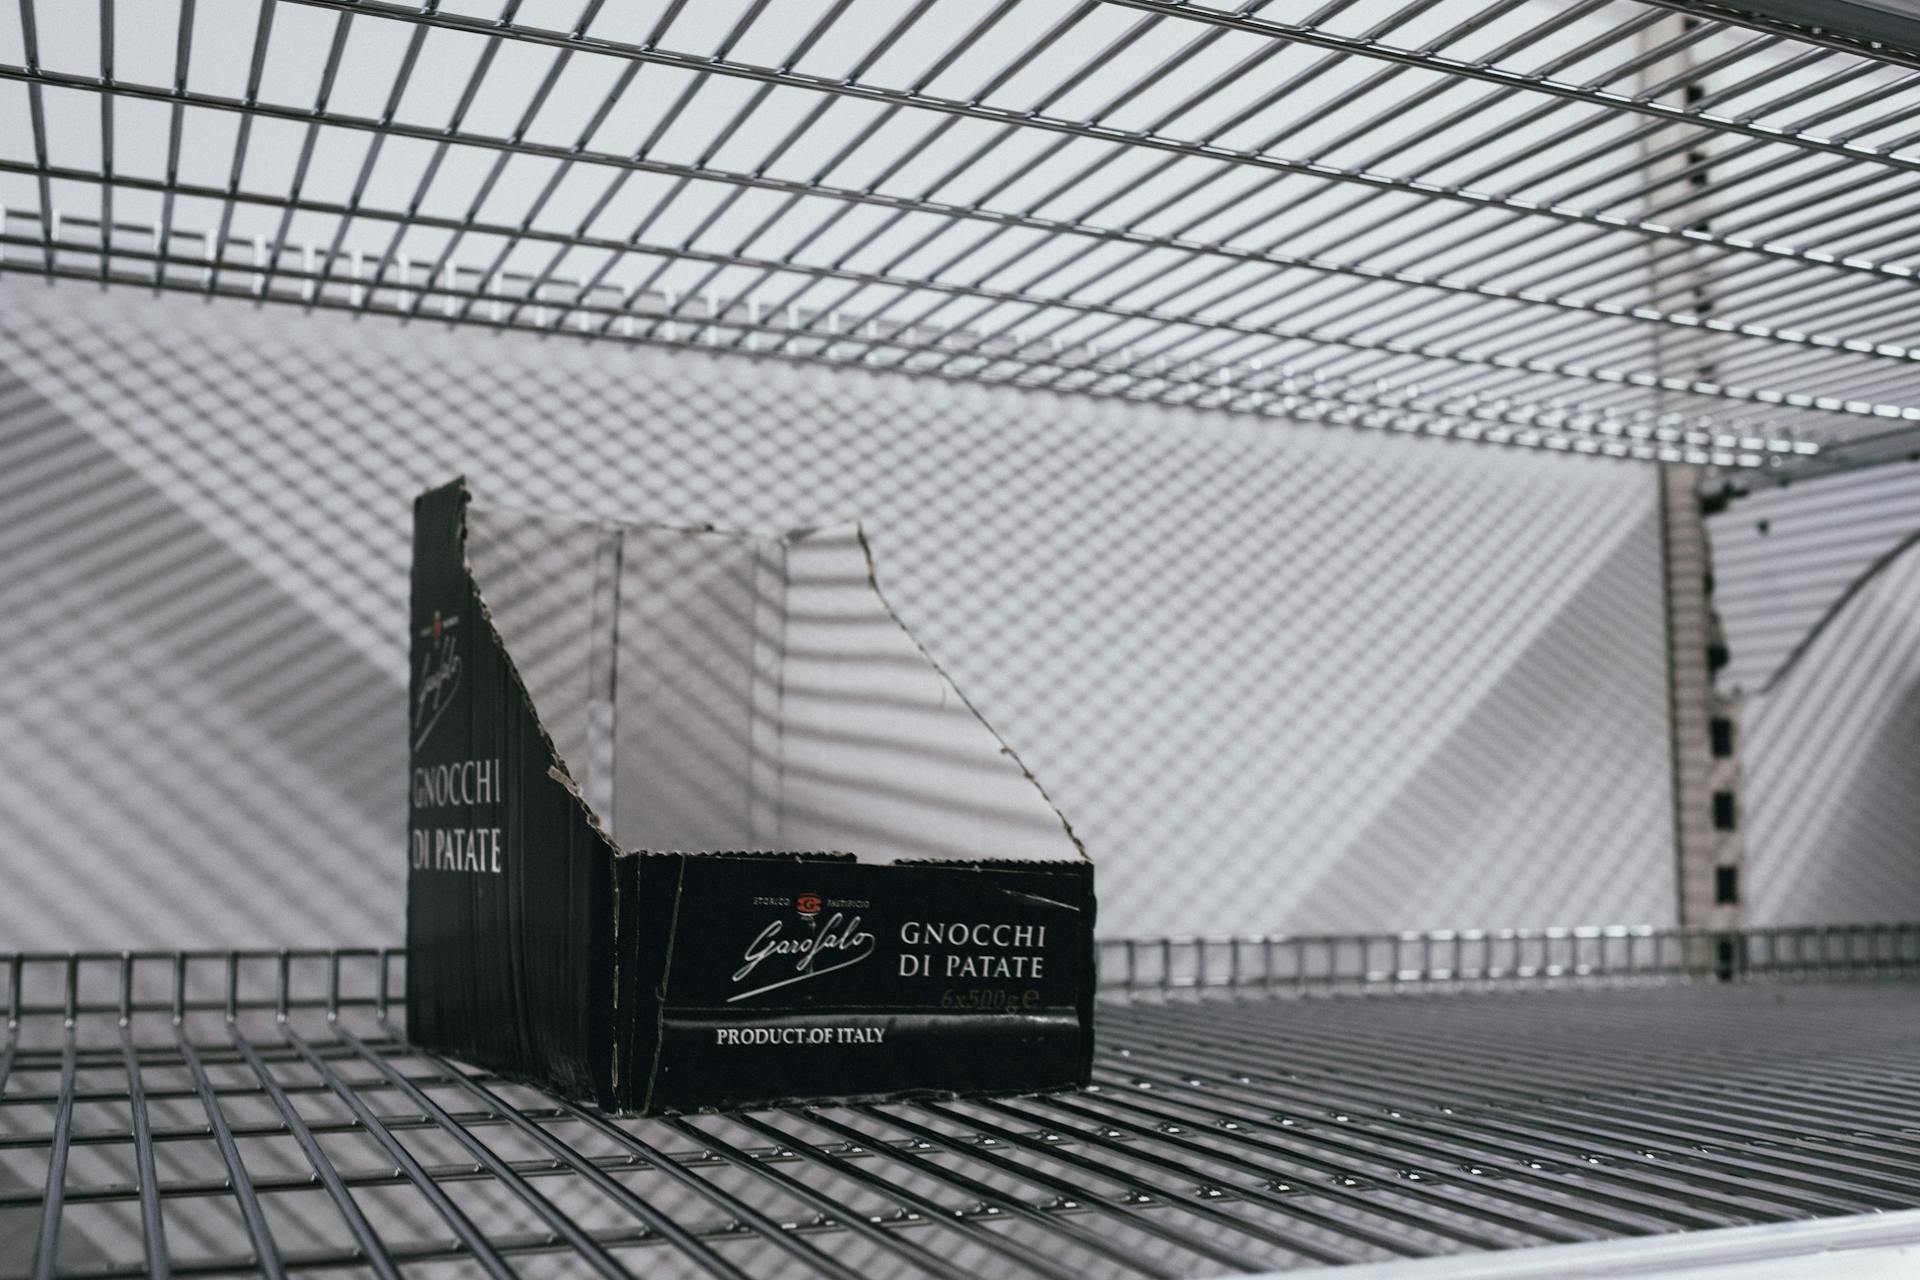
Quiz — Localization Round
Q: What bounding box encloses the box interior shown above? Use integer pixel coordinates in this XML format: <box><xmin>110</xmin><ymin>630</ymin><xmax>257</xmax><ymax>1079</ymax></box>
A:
<box><xmin>466</xmin><ymin>499</ymin><xmax>1086</xmax><ymax>866</ymax></box>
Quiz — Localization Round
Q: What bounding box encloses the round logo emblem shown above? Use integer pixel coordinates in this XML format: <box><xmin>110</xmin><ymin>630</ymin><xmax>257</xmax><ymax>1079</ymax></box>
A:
<box><xmin>796</xmin><ymin>893</ymin><xmax>822</xmax><ymax>915</ymax></box>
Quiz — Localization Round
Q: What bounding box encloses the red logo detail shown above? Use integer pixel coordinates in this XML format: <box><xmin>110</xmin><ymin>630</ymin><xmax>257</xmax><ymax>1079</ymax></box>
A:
<box><xmin>796</xmin><ymin>893</ymin><xmax>822</xmax><ymax>915</ymax></box>
<box><xmin>431</xmin><ymin>612</ymin><xmax>444</xmax><ymax>642</ymax></box>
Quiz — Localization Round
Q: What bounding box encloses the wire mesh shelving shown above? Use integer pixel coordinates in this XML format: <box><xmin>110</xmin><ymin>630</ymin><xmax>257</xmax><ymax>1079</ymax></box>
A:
<box><xmin>4</xmin><ymin>925</ymin><xmax>1920</xmax><ymax>1277</ymax></box>
<box><xmin>6</xmin><ymin>6</ymin><xmax>1920</xmax><ymax>1275</ymax></box>
<box><xmin>4</xmin><ymin>0</ymin><xmax>1920</xmax><ymax>469</ymax></box>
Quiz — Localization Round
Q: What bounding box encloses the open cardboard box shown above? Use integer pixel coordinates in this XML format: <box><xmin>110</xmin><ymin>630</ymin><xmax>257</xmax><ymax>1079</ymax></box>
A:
<box><xmin>406</xmin><ymin>480</ymin><xmax>1095</xmax><ymax>1113</ymax></box>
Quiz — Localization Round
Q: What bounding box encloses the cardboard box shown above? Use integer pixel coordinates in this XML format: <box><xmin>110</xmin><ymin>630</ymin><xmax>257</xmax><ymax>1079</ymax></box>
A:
<box><xmin>406</xmin><ymin>480</ymin><xmax>1095</xmax><ymax>1113</ymax></box>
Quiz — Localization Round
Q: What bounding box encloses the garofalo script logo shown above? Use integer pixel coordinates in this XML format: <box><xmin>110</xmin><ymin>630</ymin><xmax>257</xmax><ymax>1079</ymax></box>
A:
<box><xmin>729</xmin><ymin>903</ymin><xmax>875</xmax><ymax>1003</ymax></box>
<box><xmin>413</xmin><ymin>610</ymin><xmax>461</xmax><ymax>751</ymax></box>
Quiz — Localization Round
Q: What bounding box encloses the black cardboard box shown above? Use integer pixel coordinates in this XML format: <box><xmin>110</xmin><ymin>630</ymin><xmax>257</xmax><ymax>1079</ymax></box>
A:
<box><xmin>407</xmin><ymin>480</ymin><xmax>1095</xmax><ymax>1113</ymax></box>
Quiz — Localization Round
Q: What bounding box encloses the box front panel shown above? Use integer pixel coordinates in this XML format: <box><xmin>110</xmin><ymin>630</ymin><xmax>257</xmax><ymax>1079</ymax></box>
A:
<box><xmin>634</xmin><ymin>857</ymin><xmax>1095</xmax><ymax>1112</ymax></box>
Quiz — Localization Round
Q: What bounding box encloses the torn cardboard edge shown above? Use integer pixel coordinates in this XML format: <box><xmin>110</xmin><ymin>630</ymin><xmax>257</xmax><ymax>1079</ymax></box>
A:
<box><xmin>408</xmin><ymin>478</ymin><xmax>1096</xmax><ymax>1114</ymax></box>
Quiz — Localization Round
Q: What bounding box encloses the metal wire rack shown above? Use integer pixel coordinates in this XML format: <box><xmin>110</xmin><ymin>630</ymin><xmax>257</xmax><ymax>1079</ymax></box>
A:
<box><xmin>4</xmin><ymin>0</ymin><xmax>1920</xmax><ymax>470</ymax></box>
<box><xmin>5</xmin><ymin>925</ymin><xmax>1919</xmax><ymax>1278</ymax></box>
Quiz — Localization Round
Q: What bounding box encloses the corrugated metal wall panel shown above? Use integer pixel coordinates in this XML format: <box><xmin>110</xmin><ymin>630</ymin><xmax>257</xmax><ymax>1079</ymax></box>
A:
<box><xmin>1711</xmin><ymin>464</ymin><xmax>1920</xmax><ymax>695</ymax></box>
<box><xmin>1709</xmin><ymin>464</ymin><xmax>1920</xmax><ymax>924</ymax></box>
<box><xmin>0</xmin><ymin>277</ymin><xmax>1676</xmax><ymax>948</ymax></box>
<box><xmin>1740</xmin><ymin>549</ymin><xmax>1920</xmax><ymax>923</ymax></box>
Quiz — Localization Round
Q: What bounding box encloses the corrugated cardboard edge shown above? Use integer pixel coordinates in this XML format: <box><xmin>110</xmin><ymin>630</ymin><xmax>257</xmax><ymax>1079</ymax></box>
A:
<box><xmin>639</xmin><ymin>855</ymin><xmax>689</xmax><ymax>1115</ymax></box>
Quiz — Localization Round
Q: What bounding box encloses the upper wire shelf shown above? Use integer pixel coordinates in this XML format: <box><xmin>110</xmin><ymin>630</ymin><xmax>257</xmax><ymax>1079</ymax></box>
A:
<box><xmin>3</xmin><ymin>0</ymin><xmax>1919</xmax><ymax>469</ymax></box>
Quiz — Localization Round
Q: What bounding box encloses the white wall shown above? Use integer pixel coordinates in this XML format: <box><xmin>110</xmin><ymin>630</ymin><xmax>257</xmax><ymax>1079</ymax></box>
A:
<box><xmin>0</xmin><ymin>276</ymin><xmax>1678</xmax><ymax>948</ymax></box>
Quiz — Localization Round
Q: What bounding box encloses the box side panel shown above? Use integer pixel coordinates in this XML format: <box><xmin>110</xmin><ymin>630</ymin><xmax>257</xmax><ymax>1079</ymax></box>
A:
<box><xmin>406</xmin><ymin>481</ymin><xmax>614</xmax><ymax>1104</ymax></box>
<box><xmin>464</xmin><ymin>504</ymin><xmax>604</xmax><ymax>786</ymax></box>
<box><xmin>633</xmin><ymin>857</ymin><xmax>1095</xmax><ymax>1113</ymax></box>
<box><xmin>777</xmin><ymin>529</ymin><xmax>1084</xmax><ymax>864</ymax></box>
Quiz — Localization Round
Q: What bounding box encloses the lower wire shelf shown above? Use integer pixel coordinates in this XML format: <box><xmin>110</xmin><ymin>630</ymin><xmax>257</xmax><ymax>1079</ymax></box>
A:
<box><xmin>3</xmin><ymin>936</ymin><xmax>1919</xmax><ymax>1278</ymax></box>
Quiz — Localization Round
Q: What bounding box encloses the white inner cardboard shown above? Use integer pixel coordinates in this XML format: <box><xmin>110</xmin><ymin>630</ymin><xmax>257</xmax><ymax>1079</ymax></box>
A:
<box><xmin>467</xmin><ymin>501</ymin><xmax>1082</xmax><ymax>865</ymax></box>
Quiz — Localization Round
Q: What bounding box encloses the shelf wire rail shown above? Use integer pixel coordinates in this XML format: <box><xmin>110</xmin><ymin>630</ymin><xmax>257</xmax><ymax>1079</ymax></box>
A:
<box><xmin>2</xmin><ymin>925</ymin><xmax>1918</xmax><ymax>1277</ymax></box>
<box><xmin>4</xmin><ymin>0</ymin><xmax>1920</xmax><ymax>468</ymax></box>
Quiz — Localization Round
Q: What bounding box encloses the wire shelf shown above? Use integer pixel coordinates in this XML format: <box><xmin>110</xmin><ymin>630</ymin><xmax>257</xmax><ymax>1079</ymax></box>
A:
<box><xmin>4</xmin><ymin>0</ymin><xmax>1920</xmax><ymax>469</ymax></box>
<box><xmin>4</xmin><ymin>927</ymin><xmax>1919</xmax><ymax>1277</ymax></box>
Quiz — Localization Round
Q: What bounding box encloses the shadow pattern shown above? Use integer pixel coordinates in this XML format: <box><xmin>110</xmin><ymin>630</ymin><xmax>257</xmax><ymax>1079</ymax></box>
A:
<box><xmin>0</xmin><ymin>276</ymin><xmax>1676</xmax><ymax>945</ymax></box>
